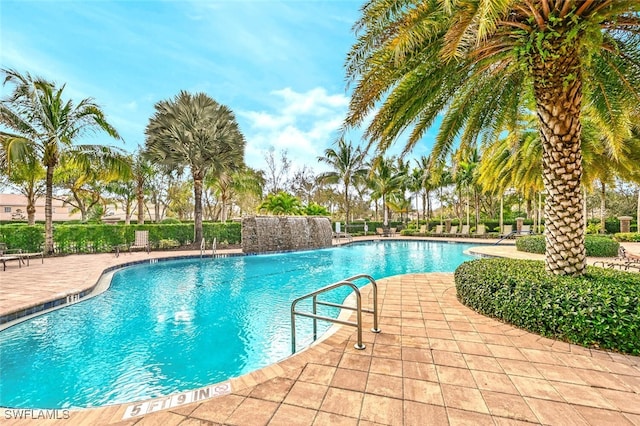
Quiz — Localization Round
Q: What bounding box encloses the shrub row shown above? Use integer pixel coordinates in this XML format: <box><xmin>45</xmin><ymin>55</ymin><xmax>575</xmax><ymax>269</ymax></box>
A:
<box><xmin>516</xmin><ymin>235</ymin><xmax>620</xmax><ymax>257</ymax></box>
<box><xmin>615</xmin><ymin>232</ymin><xmax>640</xmax><ymax>242</ymax></box>
<box><xmin>0</xmin><ymin>222</ymin><xmax>241</xmax><ymax>254</ymax></box>
<box><xmin>455</xmin><ymin>258</ymin><xmax>640</xmax><ymax>354</ymax></box>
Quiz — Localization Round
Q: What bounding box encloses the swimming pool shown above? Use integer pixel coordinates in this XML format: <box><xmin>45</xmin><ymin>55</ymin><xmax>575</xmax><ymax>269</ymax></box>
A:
<box><xmin>0</xmin><ymin>240</ymin><xmax>476</xmax><ymax>409</ymax></box>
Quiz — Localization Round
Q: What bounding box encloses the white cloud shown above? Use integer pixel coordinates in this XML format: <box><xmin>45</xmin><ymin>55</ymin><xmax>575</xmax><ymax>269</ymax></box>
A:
<box><xmin>239</xmin><ymin>87</ymin><xmax>349</xmax><ymax>174</ymax></box>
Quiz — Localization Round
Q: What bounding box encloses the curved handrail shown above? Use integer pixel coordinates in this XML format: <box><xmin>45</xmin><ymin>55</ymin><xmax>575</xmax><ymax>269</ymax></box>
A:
<box><xmin>290</xmin><ymin>275</ymin><xmax>381</xmax><ymax>354</ymax></box>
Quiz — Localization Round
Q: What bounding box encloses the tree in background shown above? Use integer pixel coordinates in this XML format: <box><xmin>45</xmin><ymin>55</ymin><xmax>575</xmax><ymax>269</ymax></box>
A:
<box><xmin>145</xmin><ymin>91</ymin><xmax>245</xmax><ymax>244</ymax></box>
<box><xmin>317</xmin><ymin>138</ymin><xmax>368</xmax><ymax>225</ymax></box>
<box><xmin>0</xmin><ymin>69</ymin><xmax>122</xmax><ymax>253</ymax></box>
<box><xmin>258</xmin><ymin>191</ymin><xmax>302</xmax><ymax>215</ymax></box>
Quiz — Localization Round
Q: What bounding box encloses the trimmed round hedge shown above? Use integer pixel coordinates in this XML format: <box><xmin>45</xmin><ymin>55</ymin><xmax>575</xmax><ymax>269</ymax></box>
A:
<box><xmin>516</xmin><ymin>235</ymin><xmax>620</xmax><ymax>257</ymax></box>
<box><xmin>455</xmin><ymin>258</ymin><xmax>640</xmax><ymax>354</ymax></box>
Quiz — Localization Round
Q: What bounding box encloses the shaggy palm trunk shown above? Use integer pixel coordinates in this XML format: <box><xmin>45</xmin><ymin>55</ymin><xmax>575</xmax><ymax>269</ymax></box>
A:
<box><xmin>137</xmin><ymin>174</ymin><xmax>145</xmax><ymax>224</ymax></box>
<box><xmin>344</xmin><ymin>183</ymin><xmax>350</xmax><ymax>226</ymax></box>
<box><xmin>193</xmin><ymin>174</ymin><xmax>204</xmax><ymax>244</ymax></box>
<box><xmin>27</xmin><ymin>198</ymin><xmax>36</xmax><ymax>226</ymax></box>
<box><xmin>533</xmin><ymin>48</ymin><xmax>585</xmax><ymax>276</ymax></box>
<box><xmin>44</xmin><ymin>165</ymin><xmax>55</xmax><ymax>254</ymax></box>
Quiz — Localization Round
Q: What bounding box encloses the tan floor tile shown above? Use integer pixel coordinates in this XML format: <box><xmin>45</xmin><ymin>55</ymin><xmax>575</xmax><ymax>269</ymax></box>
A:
<box><xmin>401</xmin><ymin>347</ymin><xmax>432</xmax><ymax>363</ymax></box>
<box><xmin>510</xmin><ymin>376</ymin><xmax>564</xmax><ymax>401</ymax></box>
<box><xmin>190</xmin><ymin>394</ymin><xmax>245</xmax><ymax>423</ymax></box>
<box><xmin>401</xmin><ymin>335</ymin><xmax>429</xmax><ymax>348</ymax></box>
<box><xmin>365</xmin><ymin>373</ymin><xmax>403</xmax><ymax>398</ymax></box>
<box><xmin>225</xmin><ymin>398</ymin><xmax>278</xmax><ymax>426</ymax></box>
<box><xmin>402</xmin><ymin>361</ymin><xmax>438</xmax><ymax>381</ymax></box>
<box><xmin>552</xmin><ymin>382</ymin><xmax>615</xmax><ymax>409</ymax></box>
<box><xmin>498</xmin><ymin>359</ymin><xmax>544</xmax><ymax>379</ymax></box>
<box><xmin>456</xmin><ymin>340</ymin><xmax>492</xmax><ymax>356</ymax></box>
<box><xmin>599</xmin><ymin>388</ymin><xmax>640</xmax><ymax>415</ymax></box>
<box><xmin>134</xmin><ymin>411</ymin><xmax>185</xmax><ymax>426</ymax></box>
<box><xmin>535</xmin><ymin>364</ymin><xmax>588</xmax><ymax>385</ymax></box>
<box><xmin>299</xmin><ymin>364</ymin><xmax>336</xmax><ymax>386</ymax></box>
<box><xmin>446</xmin><ymin>408</ymin><xmax>494</xmax><ymax>425</ymax></box>
<box><xmin>178</xmin><ymin>417</ymin><xmax>220</xmax><ymax>425</ymax></box>
<box><xmin>429</xmin><ymin>338</ymin><xmax>460</xmax><ymax>353</ymax></box>
<box><xmin>330</xmin><ymin>367</ymin><xmax>368</xmax><ymax>392</ymax></box>
<box><xmin>481</xmin><ymin>390</ymin><xmax>538</xmax><ymax>422</ymax></box>
<box><xmin>403</xmin><ymin>401</ymin><xmax>448</xmax><ymax>426</ymax></box>
<box><xmin>339</xmin><ymin>353</ymin><xmax>372</xmax><ymax>372</ymax></box>
<box><xmin>525</xmin><ymin>398</ymin><xmax>589</xmax><ymax>425</ymax></box>
<box><xmin>320</xmin><ymin>388</ymin><xmax>363</xmax><ymax>418</ymax></box>
<box><xmin>269</xmin><ymin>403</ymin><xmax>317</xmax><ymax>426</ymax></box>
<box><xmin>487</xmin><ymin>344</ymin><xmax>527</xmax><ymax>361</ymax></box>
<box><xmin>403</xmin><ymin>378</ymin><xmax>444</xmax><ymax>405</ymax></box>
<box><xmin>369</xmin><ymin>358</ymin><xmax>403</xmax><ymax>377</ymax></box>
<box><xmin>574</xmin><ymin>406</ymin><xmax>634</xmax><ymax>426</ymax></box>
<box><xmin>249</xmin><ymin>377</ymin><xmax>296</xmax><ymax>402</ymax></box>
<box><xmin>312</xmin><ymin>411</ymin><xmax>358</xmax><ymax>426</ymax></box>
<box><xmin>284</xmin><ymin>381</ymin><xmax>328</xmax><ymax>410</ymax></box>
<box><xmin>574</xmin><ymin>368</ymin><xmax>635</xmax><ymax>392</ymax></box>
<box><xmin>435</xmin><ymin>365</ymin><xmax>476</xmax><ymax>387</ymax></box>
<box><xmin>463</xmin><ymin>354</ymin><xmax>504</xmax><ymax>373</ymax></box>
<box><xmin>427</xmin><ymin>328</ymin><xmax>454</xmax><ymax>340</ymax></box>
<box><xmin>470</xmin><ymin>370</ymin><xmax>518</xmax><ymax>394</ymax></box>
<box><xmin>622</xmin><ymin>412</ymin><xmax>640</xmax><ymax>425</ymax></box>
<box><xmin>432</xmin><ymin>350</ymin><xmax>467</xmax><ymax>368</ymax></box>
<box><xmin>372</xmin><ymin>344</ymin><xmax>402</xmax><ymax>359</ymax></box>
<box><xmin>440</xmin><ymin>384</ymin><xmax>489</xmax><ymax>414</ymax></box>
<box><xmin>360</xmin><ymin>394</ymin><xmax>403</xmax><ymax>425</ymax></box>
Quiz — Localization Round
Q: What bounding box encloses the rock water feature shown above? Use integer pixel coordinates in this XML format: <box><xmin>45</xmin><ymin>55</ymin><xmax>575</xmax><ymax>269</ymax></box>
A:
<box><xmin>241</xmin><ymin>216</ymin><xmax>333</xmax><ymax>254</ymax></box>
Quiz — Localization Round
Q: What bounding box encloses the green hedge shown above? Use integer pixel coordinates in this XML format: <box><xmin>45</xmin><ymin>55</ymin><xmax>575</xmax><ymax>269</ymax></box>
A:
<box><xmin>0</xmin><ymin>222</ymin><xmax>241</xmax><ymax>254</ymax></box>
<box><xmin>615</xmin><ymin>233</ymin><xmax>640</xmax><ymax>242</ymax></box>
<box><xmin>516</xmin><ymin>235</ymin><xmax>620</xmax><ymax>257</ymax></box>
<box><xmin>455</xmin><ymin>258</ymin><xmax>640</xmax><ymax>354</ymax></box>
<box><xmin>0</xmin><ymin>224</ymin><xmax>45</xmax><ymax>252</ymax></box>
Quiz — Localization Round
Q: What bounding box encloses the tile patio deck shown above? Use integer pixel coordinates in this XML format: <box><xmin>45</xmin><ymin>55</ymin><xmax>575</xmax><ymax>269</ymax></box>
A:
<box><xmin>1</xmin><ymin>238</ymin><xmax>639</xmax><ymax>425</ymax></box>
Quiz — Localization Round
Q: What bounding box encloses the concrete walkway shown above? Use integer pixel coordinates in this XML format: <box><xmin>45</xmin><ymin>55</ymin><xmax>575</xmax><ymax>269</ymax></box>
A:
<box><xmin>1</xmin><ymin>238</ymin><xmax>639</xmax><ymax>425</ymax></box>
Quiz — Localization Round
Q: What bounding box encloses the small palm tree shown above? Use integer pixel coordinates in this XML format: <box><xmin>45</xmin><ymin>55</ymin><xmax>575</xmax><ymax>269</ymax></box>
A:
<box><xmin>145</xmin><ymin>91</ymin><xmax>245</xmax><ymax>244</ymax></box>
<box><xmin>317</xmin><ymin>138</ymin><xmax>368</xmax><ymax>226</ymax></box>
<box><xmin>345</xmin><ymin>1</ymin><xmax>640</xmax><ymax>275</ymax></box>
<box><xmin>367</xmin><ymin>156</ymin><xmax>405</xmax><ymax>226</ymax></box>
<box><xmin>258</xmin><ymin>191</ymin><xmax>302</xmax><ymax>215</ymax></box>
<box><xmin>0</xmin><ymin>69</ymin><xmax>122</xmax><ymax>253</ymax></box>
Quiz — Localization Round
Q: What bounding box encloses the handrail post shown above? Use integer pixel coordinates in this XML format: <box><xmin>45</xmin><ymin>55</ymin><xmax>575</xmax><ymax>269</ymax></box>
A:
<box><xmin>354</xmin><ymin>289</ymin><xmax>365</xmax><ymax>350</ymax></box>
<box><xmin>312</xmin><ymin>295</ymin><xmax>318</xmax><ymax>341</ymax></box>
<box><xmin>291</xmin><ymin>301</ymin><xmax>297</xmax><ymax>354</ymax></box>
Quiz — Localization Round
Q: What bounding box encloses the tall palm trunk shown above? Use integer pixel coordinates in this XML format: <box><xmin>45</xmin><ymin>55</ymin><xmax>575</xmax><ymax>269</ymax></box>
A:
<box><xmin>193</xmin><ymin>174</ymin><xmax>204</xmax><ymax>244</ymax></box>
<box><xmin>344</xmin><ymin>182</ymin><xmax>350</xmax><ymax>226</ymax></box>
<box><xmin>533</xmin><ymin>48</ymin><xmax>585</xmax><ymax>276</ymax></box>
<box><xmin>599</xmin><ymin>181</ymin><xmax>606</xmax><ymax>233</ymax></box>
<box><xmin>137</xmin><ymin>174</ymin><xmax>145</xmax><ymax>224</ymax></box>
<box><xmin>44</xmin><ymin>164</ymin><xmax>55</xmax><ymax>254</ymax></box>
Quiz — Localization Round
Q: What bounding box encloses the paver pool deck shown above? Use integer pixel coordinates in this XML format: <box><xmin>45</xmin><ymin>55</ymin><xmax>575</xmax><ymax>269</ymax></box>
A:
<box><xmin>1</xmin><ymin>237</ymin><xmax>639</xmax><ymax>425</ymax></box>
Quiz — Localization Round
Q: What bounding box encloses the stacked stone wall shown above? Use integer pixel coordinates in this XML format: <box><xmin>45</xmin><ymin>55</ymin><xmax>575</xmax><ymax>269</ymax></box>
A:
<box><xmin>241</xmin><ymin>216</ymin><xmax>332</xmax><ymax>253</ymax></box>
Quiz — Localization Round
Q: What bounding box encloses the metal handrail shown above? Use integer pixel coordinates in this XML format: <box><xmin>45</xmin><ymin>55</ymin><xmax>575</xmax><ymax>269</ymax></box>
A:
<box><xmin>200</xmin><ymin>238</ymin><xmax>206</xmax><ymax>258</ymax></box>
<box><xmin>211</xmin><ymin>237</ymin><xmax>217</xmax><ymax>258</ymax></box>
<box><xmin>290</xmin><ymin>274</ymin><xmax>380</xmax><ymax>354</ymax></box>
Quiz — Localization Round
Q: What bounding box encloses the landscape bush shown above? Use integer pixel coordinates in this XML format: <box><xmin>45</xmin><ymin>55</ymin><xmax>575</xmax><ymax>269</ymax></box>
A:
<box><xmin>0</xmin><ymin>222</ymin><xmax>241</xmax><ymax>254</ymax></box>
<box><xmin>615</xmin><ymin>232</ymin><xmax>640</xmax><ymax>242</ymax></box>
<box><xmin>516</xmin><ymin>235</ymin><xmax>619</xmax><ymax>257</ymax></box>
<box><xmin>455</xmin><ymin>258</ymin><xmax>640</xmax><ymax>354</ymax></box>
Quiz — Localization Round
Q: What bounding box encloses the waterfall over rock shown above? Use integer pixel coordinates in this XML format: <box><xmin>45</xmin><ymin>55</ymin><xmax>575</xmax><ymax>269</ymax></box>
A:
<box><xmin>241</xmin><ymin>216</ymin><xmax>333</xmax><ymax>254</ymax></box>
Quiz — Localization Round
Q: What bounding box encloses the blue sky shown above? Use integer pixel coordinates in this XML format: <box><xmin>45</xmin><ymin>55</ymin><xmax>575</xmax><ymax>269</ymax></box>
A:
<box><xmin>1</xmin><ymin>0</ymin><xmax>436</xmax><ymax>174</ymax></box>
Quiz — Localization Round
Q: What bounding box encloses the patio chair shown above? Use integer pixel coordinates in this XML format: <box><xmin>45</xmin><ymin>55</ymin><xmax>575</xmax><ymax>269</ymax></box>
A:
<box><xmin>517</xmin><ymin>225</ymin><xmax>532</xmax><ymax>236</ymax></box>
<box><xmin>432</xmin><ymin>224</ymin><xmax>444</xmax><ymax>235</ymax></box>
<box><xmin>458</xmin><ymin>225</ymin><xmax>470</xmax><ymax>237</ymax></box>
<box><xmin>419</xmin><ymin>225</ymin><xmax>427</xmax><ymax>234</ymax></box>
<box><xmin>446</xmin><ymin>225</ymin><xmax>458</xmax><ymax>236</ymax></box>
<box><xmin>0</xmin><ymin>243</ymin><xmax>23</xmax><ymax>271</ymax></box>
<box><xmin>376</xmin><ymin>227</ymin><xmax>385</xmax><ymax>236</ymax></box>
<box><xmin>129</xmin><ymin>230</ymin><xmax>150</xmax><ymax>254</ymax></box>
<box><xmin>500</xmin><ymin>224</ymin><xmax>514</xmax><ymax>238</ymax></box>
<box><xmin>389</xmin><ymin>227</ymin><xmax>397</xmax><ymax>236</ymax></box>
<box><xmin>475</xmin><ymin>224</ymin><xmax>486</xmax><ymax>237</ymax></box>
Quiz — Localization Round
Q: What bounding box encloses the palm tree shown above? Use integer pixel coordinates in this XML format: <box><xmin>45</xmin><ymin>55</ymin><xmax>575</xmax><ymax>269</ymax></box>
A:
<box><xmin>145</xmin><ymin>91</ymin><xmax>245</xmax><ymax>244</ymax></box>
<box><xmin>0</xmin><ymin>69</ymin><xmax>122</xmax><ymax>253</ymax></box>
<box><xmin>0</xmin><ymin>146</ymin><xmax>45</xmax><ymax>225</ymax></box>
<box><xmin>367</xmin><ymin>156</ymin><xmax>405</xmax><ymax>226</ymax></box>
<box><xmin>258</xmin><ymin>191</ymin><xmax>303</xmax><ymax>215</ymax></box>
<box><xmin>345</xmin><ymin>1</ymin><xmax>640</xmax><ymax>275</ymax></box>
<box><xmin>317</xmin><ymin>138</ymin><xmax>368</xmax><ymax>226</ymax></box>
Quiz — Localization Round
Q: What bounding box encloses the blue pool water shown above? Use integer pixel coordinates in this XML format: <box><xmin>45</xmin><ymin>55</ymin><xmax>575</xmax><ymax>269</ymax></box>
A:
<box><xmin>0</xmin><ymin>240</ymin><xmax>476</xmax><ymax>409</ymax></box>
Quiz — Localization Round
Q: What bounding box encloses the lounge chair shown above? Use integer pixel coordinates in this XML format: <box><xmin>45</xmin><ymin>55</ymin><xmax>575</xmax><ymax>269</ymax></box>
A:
<box><xmin>458</xmin><ymin>225</ymin><xmax>470</xmax><ymax>237</ymax></box>
<box><xmin>432</xmin><ymin>225</ymin><xmax>444</xmax><ymax>235</ymax></box>
<box><xmin>499</xmin><ymin>224</ymin><xmax>513</xmax><ymax>238</ymax></box>
<box><xmin>475</xmin><ymin>224</ymin><xmax>486</xmax><ymax>237</ymax></box>
<box><xmin>419</xmin><ymin>225</ymin><xmax>427</xmax><ymax>234</ymax></box>
<box><xmin>389</xmin><ymin>227</ymin><xmax>397</xmax><ymax>236</ymax></box>
<box><xmin>376</xmin><ymin>227</ymin><xmax>384</xmax><ymax>236</ymax></box>
<box><xmin>446</xmin><ymin>225</ymin><xmax>458</xmax><ymax>236</ymax></box>
<box><xmin>129</xmin><ymin>230</ymin><xmax>150</xmax><ymax>253</ymax></box>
